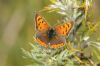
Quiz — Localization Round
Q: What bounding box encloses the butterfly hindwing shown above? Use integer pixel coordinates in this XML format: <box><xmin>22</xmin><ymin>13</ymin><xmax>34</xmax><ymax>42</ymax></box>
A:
<box><xmin>49</xmin><ymin>36</ymin><xmax>66</xmax><ymax>48</ymax></box>
<box><xmin>36</xmin><ymin>32</ymin><xmax>48</xmax><ymax>48</ymax></box>
<box><xmin>35</xmin><ymin>14</ymin><xmax>49</xmax><ymax>32</ymax></box>
<box><xmin>55</xmin><ymin>21</ymin><xmax>73</xmax><ymax>36</ymax></box>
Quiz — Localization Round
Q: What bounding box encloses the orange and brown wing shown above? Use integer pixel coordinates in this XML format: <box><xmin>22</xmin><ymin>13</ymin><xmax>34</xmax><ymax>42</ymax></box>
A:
<box><xmin>35</xmin><ymin>13</ymin><xmax>49</xmax><ymax>32</ymax></box>
<box><xmin>36</xmin><ymin>32</ymin><xmax>48</xmax><ymax>48</ymax></box>
<box><xmin>49</xmin><ymin>36</ymin><xmax>66</xmax><ymax>48</ymax></box>
<box><xmin>55</xmin><ymin>21</ymin><xmax>73</xmax><ymax>36</ymax></box>
<box><xmin>36</xmin><ymin>38</ymin><xmax>48</xmax><ymax>48</ymax></box>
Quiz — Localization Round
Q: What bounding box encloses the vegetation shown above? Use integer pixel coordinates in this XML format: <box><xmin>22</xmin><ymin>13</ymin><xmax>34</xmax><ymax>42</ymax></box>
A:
<box><xmin>0</xmin><ymin>0</ymin><xmax>100</xmax><ymax>66</ymax></box>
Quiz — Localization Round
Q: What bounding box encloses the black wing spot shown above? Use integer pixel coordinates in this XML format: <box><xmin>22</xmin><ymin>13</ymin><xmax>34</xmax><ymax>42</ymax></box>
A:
<box><xmin>66</xmin><ymin>29</ymin><xmax>68</xmax><ymax>32</ymax></box>
<box><xmin>42</xmin><ymin>21</ymin><xmax>44</xmax><ymax>23</ymax></box>
<box><xmin>37</xmin><ymin>17</ymin><xmax>42</xmax><ymax>21</ymax></box>
<box><xmin>38</xmin><ymin>23</ymin><xmax>40</xmax><ymax>26</ymax></box>
<box><xmin>39</xmin><ymin>26</ymin><xmax>42</xmax><ymax>29</ymax></box>
<box><xmin>63</xmin><ymin>31</ymin><xmax>65</xmax><ymax>34</ymax></box>
<box><xmin>63</xmin><ymin>25</ymin><xmax>65</xmax><ymax>28</ymax></box>
<box><xmin>67</xmin><ymin>24</ymin><xmax>69</xmax><ymax>27</ymax></box>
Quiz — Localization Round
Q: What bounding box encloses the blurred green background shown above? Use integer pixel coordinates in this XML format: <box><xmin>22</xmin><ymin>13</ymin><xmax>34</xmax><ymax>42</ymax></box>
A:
<box><xmin>0</xmin><ymin>0</ymin><xmax>100</xmax><ymax>66</ymax></box>
<box><xmin>0</xmin><ymin>0</ymin><xmax>62</xmax><ymax>66</ymax></box>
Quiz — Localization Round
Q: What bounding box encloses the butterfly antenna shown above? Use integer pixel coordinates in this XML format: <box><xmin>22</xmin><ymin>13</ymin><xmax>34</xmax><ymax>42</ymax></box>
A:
<box><xmin>38</xmin><ymin>6</ymin><xmax>50</xmax><ymax>13</ymax></box>
<box><xmin>33</xmin><ymin>10</ymin><xmax>40</xmax><ymax>15</ymax></box>
<box><xmin>36</xmin><ymin>6</ymin><xmax>54</xmax><ymax>13</ymax></box>
<box><xmin>38</xmin><ymin>8</ymin><xmax>47</xmax><ymax>13</ymax></box>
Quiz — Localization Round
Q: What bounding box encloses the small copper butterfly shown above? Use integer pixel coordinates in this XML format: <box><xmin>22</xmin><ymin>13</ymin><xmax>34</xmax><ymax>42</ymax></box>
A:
<box><xmin>35</xmin><ymin>13</ymin><xmax>73</xmax><ymax>48</ymax></box>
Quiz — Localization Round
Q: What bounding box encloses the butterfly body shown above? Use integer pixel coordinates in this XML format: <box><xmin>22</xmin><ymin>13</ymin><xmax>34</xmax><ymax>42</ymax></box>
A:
<box><xmin>35</xmin><ymin>13</ymin><xmax>73</xmax><ymax>48</ymax></box>
<box><xmin>47</xmin><ymin>28</ymin><xmax>56</xmax><ymax>40</ymax></box>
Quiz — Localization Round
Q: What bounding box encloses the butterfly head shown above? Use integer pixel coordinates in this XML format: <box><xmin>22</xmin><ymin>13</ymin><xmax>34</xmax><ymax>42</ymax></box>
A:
<box><xmin>47</xmin><ymin>28</ymin><xmax>56</xmax><ymax>40</ymax></box>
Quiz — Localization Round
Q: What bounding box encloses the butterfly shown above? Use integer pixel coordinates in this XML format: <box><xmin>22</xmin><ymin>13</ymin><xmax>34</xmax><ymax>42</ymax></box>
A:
<box><xmin>35</xmin><ymin>13</ymin><xmax>73</xmax><ymax>48</ymax></box>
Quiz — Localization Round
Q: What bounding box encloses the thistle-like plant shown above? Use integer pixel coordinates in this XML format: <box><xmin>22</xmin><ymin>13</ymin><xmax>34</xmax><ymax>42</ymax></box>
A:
<box><xmin>22</xmin><ymin>0</ymin><xmax>100</xmax><ymax>66</ymax></box>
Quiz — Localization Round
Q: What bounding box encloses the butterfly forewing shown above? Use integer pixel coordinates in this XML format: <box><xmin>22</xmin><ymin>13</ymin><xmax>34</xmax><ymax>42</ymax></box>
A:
<box><xmin>35</xmin><ymin>14</ymin><xmax>49</xmax><ymax>32</ymax></box>
<box><xmin>55</xmin><ymin>21</ymin><xmax>73</xmax><ymax>36</ymax></box>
